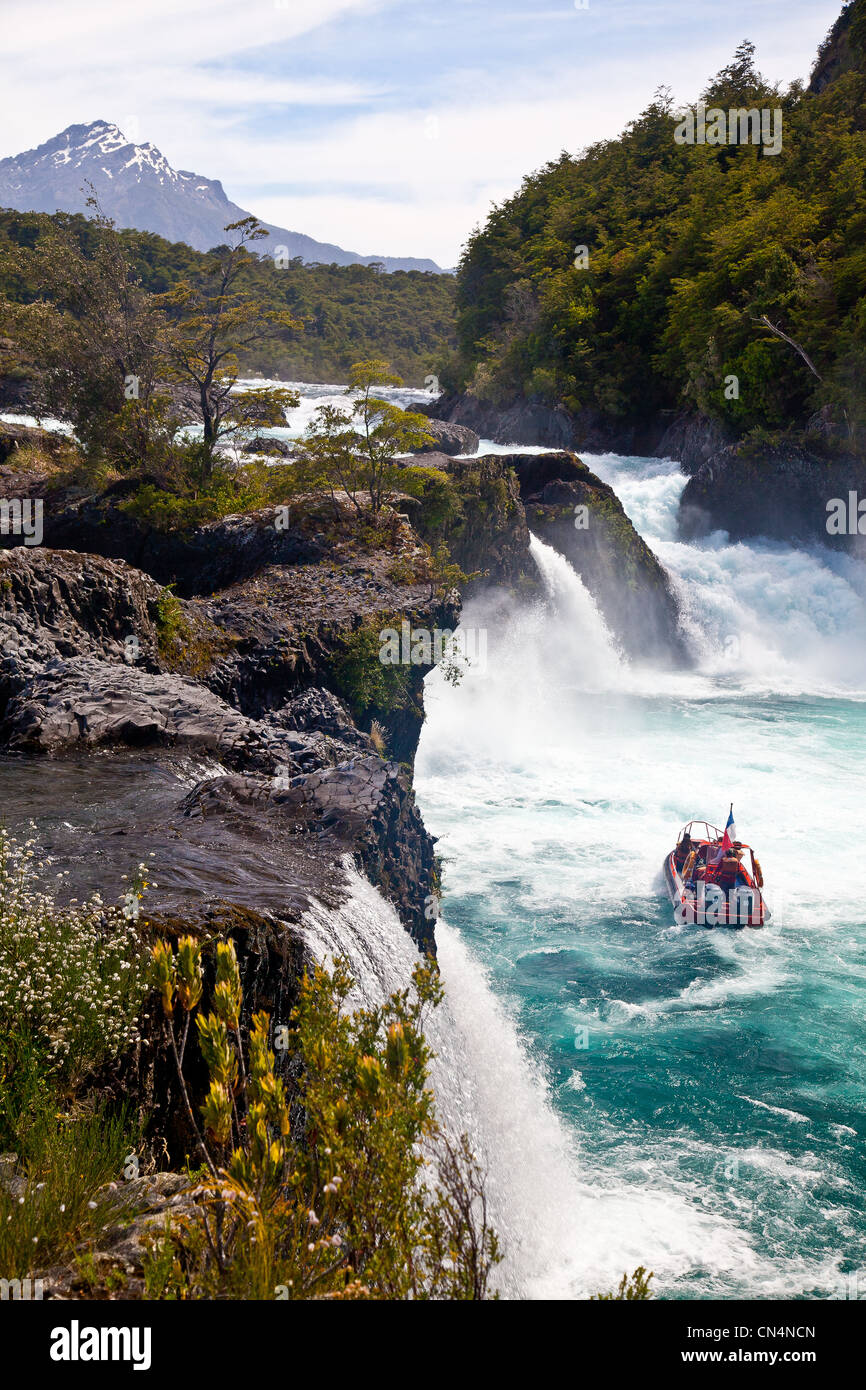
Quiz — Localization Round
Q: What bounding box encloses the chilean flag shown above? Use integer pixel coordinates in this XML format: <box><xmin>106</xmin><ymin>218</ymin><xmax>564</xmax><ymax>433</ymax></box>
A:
<box><xmin>721</xmin><ymin>805</ymin><xmax>736</xmax><ymax>853</ymax></box>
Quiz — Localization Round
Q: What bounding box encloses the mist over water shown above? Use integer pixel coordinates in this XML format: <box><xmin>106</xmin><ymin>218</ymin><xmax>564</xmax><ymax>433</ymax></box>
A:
<box><xmin>414</xmin><ymin>451</ymin><xmax>866</xmax><ymax>1299</ymax></box>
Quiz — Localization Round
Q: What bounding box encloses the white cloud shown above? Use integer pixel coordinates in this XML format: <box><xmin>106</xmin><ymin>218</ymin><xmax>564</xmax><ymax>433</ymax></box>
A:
<box><xmin>0</xmin><ymin>0</ymin><xmax>385</xmax><ymax>155</ymax></box>
<box><xmin>2</xmin><ymin>0</ymin><xmax>379</xmax><ymax>57</ymax></box>
<box><xmin>247</xmin><ymin>83</ymin><xmax>639</xmax><ymax>263</ymax></box>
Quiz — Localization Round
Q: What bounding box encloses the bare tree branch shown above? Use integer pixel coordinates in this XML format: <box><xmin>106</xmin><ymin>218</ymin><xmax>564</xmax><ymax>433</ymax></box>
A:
<box><xmin>752</xmin><ymin>314</ymin><xmax>823</xmax><ymax>382</ymax></box>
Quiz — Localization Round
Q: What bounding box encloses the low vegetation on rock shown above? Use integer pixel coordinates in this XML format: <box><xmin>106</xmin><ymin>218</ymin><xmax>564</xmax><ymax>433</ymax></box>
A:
<box><xmin>145</xmin><ymin>937</ymin><xmax>500</xmax><ymax>1299</ymax></box>
<box><xmin>0</xmin><ymin>829</ymin><xmax>501</xmax><ymax>1300</ymax></box>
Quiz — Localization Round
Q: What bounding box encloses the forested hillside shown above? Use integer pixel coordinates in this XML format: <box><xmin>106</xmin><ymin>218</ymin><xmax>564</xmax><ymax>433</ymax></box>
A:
<box><xmin>446</xmin><ymin>2</ymin><xmax>866</xmax><ymax>446</ymax></box>
<box><xmin>0</xmin><ymin>210</ymin><xmax>456</xmax><ymax>387</ymax></box>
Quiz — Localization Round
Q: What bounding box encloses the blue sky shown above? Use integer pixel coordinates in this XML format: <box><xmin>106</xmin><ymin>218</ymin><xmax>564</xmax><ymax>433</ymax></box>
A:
<box><xmin>1</xmin><ymin>0</ymin><xmax>845</xmax><ymax>265</ymax></box>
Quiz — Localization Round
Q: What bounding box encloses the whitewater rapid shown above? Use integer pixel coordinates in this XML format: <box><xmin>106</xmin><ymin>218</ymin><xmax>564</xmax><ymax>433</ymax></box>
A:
<box><xmin>409</xmin><ymin>449</ymin><xmax>866</xmax><ymax>1300</ymax></box>
<box><xmin>235</xmin><ymin>406</ymin><xmax>866</xmax><ymax>1298</ymax></box>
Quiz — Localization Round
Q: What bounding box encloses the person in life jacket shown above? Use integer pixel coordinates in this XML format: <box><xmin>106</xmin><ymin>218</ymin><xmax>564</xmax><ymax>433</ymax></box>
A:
<box><xmin>674</xmin><ymin>833</ymin><xmax>693</xmax><ymax>870</ymax></box>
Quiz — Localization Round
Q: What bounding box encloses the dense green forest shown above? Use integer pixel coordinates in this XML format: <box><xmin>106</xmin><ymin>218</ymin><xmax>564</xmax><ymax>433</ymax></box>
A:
<box><xmin>446</xmin><ymin>2</ymin><xmax>866</xmax><ymax>445</ymax></box>
<box><xmin>0</xmin><ymin>210</ymin><xmax>456</xmax><ymax>387</ymax></box>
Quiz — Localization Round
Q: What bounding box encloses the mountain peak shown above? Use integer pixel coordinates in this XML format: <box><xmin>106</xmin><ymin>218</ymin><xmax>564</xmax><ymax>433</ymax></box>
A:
<box><xmin>0</xmin><ymin>122</ymin><xmax>444</xmax><ymax>273</ymax></box>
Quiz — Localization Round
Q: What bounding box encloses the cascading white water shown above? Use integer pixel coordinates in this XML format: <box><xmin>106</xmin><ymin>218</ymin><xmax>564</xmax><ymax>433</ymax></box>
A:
<box><xmin>276</xmin><ymin>388</ymin><xmax>866</xmax><ymax>1300</ymax></box>
<box><xmin>302</xmin><ymin>864</ymin><xmax>586</xmax><ymax>1298</ymax></box>
<box><xmin>527</xmin><ymin>534</ymin><xmax>626</xmax><ymax>692</ymax></box>
<box><xmin>412</xmin><ymin>451</ymin><xmax>866</xmax><ymax>1301</ymax></box>
<box><xmin>587</xmin><ymin>452</ymin><xmax>866</xmax><ymax>697</ymax></box>
<box><xmin>301</xmin><ymin>863</ymin><xmax>690</xmax><ymax>1299</ymax></box>
<box><xmin>231</xmin><ymin>380</ymin><xmax>433</xmax><ymax>446</ymax></box>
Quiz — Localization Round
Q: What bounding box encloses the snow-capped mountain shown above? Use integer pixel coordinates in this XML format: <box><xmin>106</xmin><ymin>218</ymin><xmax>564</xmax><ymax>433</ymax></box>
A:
<box><xmin>0</xmin><ymin>121</ymin><xmax>443</xmax><ymax>274</ymax></box>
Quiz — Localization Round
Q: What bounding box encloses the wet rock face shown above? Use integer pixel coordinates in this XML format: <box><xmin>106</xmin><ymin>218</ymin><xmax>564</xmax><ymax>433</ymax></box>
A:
<box><xmin>192</xmin><ymin>550</ymin><xmax>454</xmax><ymax>726</ymax></box>
<box><xmin>426</xmin><ymin>391</ymin><xmax>581</xmax><ymax>450</ymax></box>
<box><xmin>652</xmin><ymin>412</ymin><xmax>733</xmax><ymax>475</ymax></box>
<box><xmin>0</xmin><ymin>651</ymin><xmax>436</xmax><ymax>945</ymax></box>
<box><xmin>1</xmin><ymin>656</ymin><xmax>292</xmax><ymax>762</ymax></box>
<box><xmin>678</xmin><ymin>445</ymin><xmax>866</xmax><ymax>550</ymax></box>
<box><xmin>414</xmin><ymin>453</ymin><xmax>532</xmax><ymax>590</ymax></box>
<box><xmin>426</xmin><ymin>391</ymin><xmax>668</xmax><ymax>455</ymax></box>
<box><xmin>180</xmin><ymin>757</ymin><xmax>436</xmax><ymax>954</ymax></box>
<box><xmin>516</xmin><ymin>452</ymin><xmax>689</xmax><ymax>665</ymax></box>
<box><xmin>502</xmin><ymin>450</ymin><xmax>589</xmax><ymax>500</ymax></box>
<box><xmin>0</xmin><ymin>539</ymin><xmax>440</xmax><ymax>959</ymax></box>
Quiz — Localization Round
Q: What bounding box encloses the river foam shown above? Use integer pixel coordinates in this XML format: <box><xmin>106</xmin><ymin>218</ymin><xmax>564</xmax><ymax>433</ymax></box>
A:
<box><xmin>415</xmin><ymin>449</ymin><xmax>866</xmax><ymax>1299</ymax></box>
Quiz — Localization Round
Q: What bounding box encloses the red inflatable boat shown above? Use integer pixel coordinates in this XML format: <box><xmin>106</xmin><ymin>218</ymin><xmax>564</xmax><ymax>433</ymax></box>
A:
<box><xmin>664</xmin><ymin>815</ymin><xmax>769</xmax><ymax>927</ymax></box>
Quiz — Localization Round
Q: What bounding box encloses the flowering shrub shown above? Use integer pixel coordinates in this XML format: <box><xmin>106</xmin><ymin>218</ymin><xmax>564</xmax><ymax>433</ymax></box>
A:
<box><xmin>0</xmin><ymin>826</ymin><xmax>149</xmax><ymax>1083</ymax></box>
<box><xmin>146</xmin><ymin>942</ymin><xmax>501</xmax><ymax>1300</ymax></box>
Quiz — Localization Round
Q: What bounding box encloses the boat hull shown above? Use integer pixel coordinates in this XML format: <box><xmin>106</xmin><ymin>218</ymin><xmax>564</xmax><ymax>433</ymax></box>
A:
<box><xmin>663</xmin><ymin>852</ymin><xmax>768</xmax><ymax>928</ymax></box>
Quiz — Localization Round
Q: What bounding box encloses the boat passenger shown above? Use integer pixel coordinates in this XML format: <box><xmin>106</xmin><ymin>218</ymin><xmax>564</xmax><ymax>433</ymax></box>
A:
<box><xmin>674</xmin><ymin>832</ymin><xmax>693</xmax><ymax>868</ymax></box>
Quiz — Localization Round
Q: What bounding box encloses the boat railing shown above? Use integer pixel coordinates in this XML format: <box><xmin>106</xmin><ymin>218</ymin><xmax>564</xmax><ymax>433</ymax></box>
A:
<box><xmin>679</xmin><ymin>820</ymin><xmax>723</xmax><ymax>843</ymax></box>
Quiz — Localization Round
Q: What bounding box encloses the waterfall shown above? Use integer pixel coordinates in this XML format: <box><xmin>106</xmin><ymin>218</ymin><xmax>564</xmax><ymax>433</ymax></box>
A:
<box><xmin>528</xmin><ymin>533</ymin><xmax>628</xmax><ymax>691</ymax></box>
<box><xmin>302</xmin><ymin>864</ymin><xmax>741</xmax><ymax>1299</ymax></box>
<box><xmin>302</xmin><ymin>867</ymin><xmax>596</xmax><ymax>1298</ymax></box>
<box><xmin>291</xmin><ymin>407</ymin><xmax>866</xmax><ymax>1301</ymax></box>
<box><xmin>411</xmin><ymin>453</ymin><xmax>866</xmax><ymax>1300</ymax></box>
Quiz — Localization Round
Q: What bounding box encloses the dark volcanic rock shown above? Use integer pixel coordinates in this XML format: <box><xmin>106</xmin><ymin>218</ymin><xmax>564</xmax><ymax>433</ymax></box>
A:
<box><xmin>192</xmin><ymin>544</ymin><xmax>460</xmax><ymax>761</ymax></box>
<box><xmin>0</xmin><ymin>547</ymin><xmax>162</xmax><ymax>663</ymax></box>
<box><xmin>504</xmin><ymin>450</ymin><xmax>589</xmax><ymax>499</ymax></box>
<box><xmin>0</xmin><ymin>655</ymin><xmax>307</xmax><ymax>766</ymax></box>
<box><xmin>0</xmin><ymin>548</ymin><xmax>165</xmax><ymax>722</ymax></box>
<box><xmin>242</xmin><ymin>435</ymin><xmax>293</xmax><ymax>457</ymax></box>
<box><xmin>428</xmin><ymin>392</ymin><xmax>667</xmax><ymax>455</ymax></box>
<box><xmin>430</xmin><ymin>391</ymin><xmax>579</xmax><ymax>449</ymax></box>
<box><xmin>413</xmin><ymin>416</ymin><xmax>479</xmax><ymax>457</ymax></box>
<box><xmin>25</xmin><ymin>498</ymin><xmax>324</xmax><ymax>596</ymax></box>
<box><xmin>0</xmin><ymin>536</ymin><xmax>443</xmax><ymax>954</ymax></box>
<box><xmin>653</xmin><ymin>412</ymin><xmax>734</xmax><ymax>474</ymax></box>
<box><xmin>519</xmin><ymin>453</ymin><xmax>689</xmax><ymax>663</ymax></box>
<box><xmin>180</xmin><ymin>756</ymin><xmax>436</xmax><ymax>953</ymax></box>
<box><xmin>679</xmin><ymin>443</ymin><xmax>866</xmax><ymax>550</ymax></box>
<box><xmin>270</xmin><ymin>687</ymin><xmax>368</xmax><ymax>747</ymax></box>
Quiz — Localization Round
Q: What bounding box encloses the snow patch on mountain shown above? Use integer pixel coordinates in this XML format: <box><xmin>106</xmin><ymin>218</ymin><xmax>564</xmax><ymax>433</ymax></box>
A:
<box><xmin>0</xmin><ymin>120</ymin><xmax>443</xmax><ymax>274</ymax></box>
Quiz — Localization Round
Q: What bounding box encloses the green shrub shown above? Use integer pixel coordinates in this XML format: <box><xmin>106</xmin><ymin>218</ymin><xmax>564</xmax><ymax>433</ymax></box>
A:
<box><xmin>592</xmin><ymin>1266</ymin><xmax>654</xmax><ymax>1300</ymax></box>
<box><xmin>144</xmin><ymin>942</ymin><xmax>500</xmax><ymax>1300</ymax></box>
<box><xmin>0</xmin><ymin>830</ymin><xmax>146</xmax><ymax>1286</ymax></box>
<box><xmin>0</xmin><ymin>1104</ymin><xmax>136</xmax><ymax>1279</ymax></box>
<box><xmin>120</xmin><ymin>460</ymin><xmax>298</xmax><ymax>535</ymax></box>
<box><xmin>331</xmin><ymin>617</ymin><xmax>413</xmax><ymax>717</ymax></box>
<box><xmin>155</xmin><ymin>587</ymin><xmax>188</xmax><ymax>656</ymax></box>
